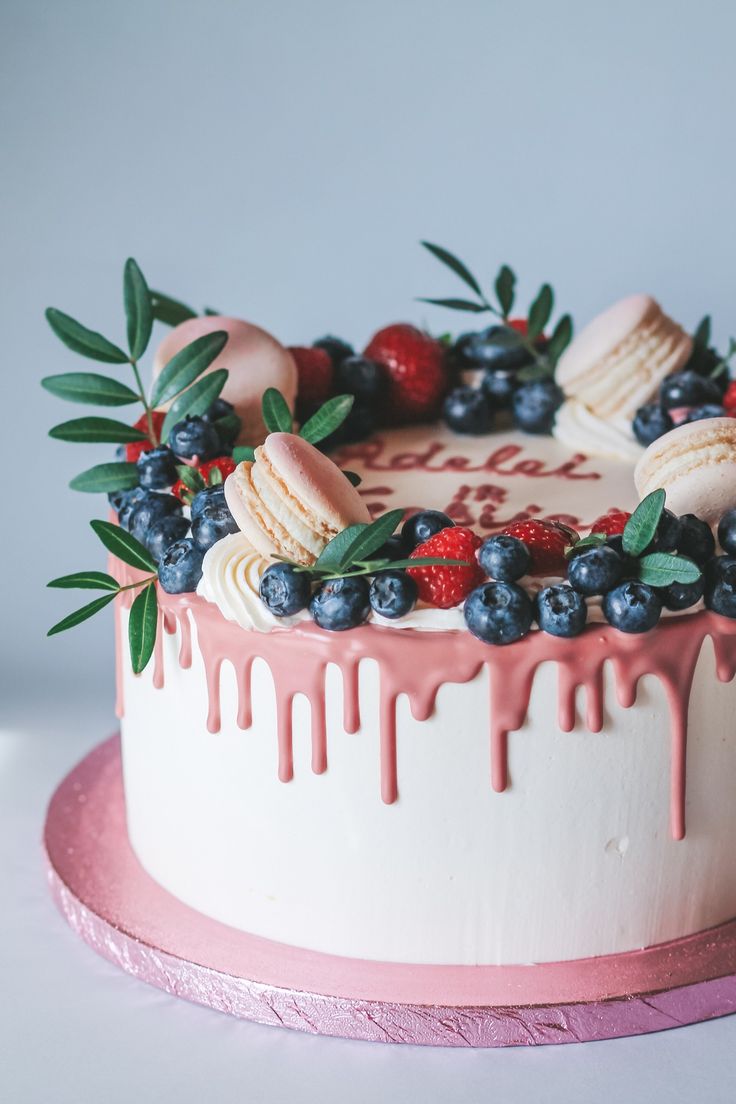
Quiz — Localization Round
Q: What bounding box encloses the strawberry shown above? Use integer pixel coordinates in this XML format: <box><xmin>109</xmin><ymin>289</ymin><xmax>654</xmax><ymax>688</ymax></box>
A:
<box><xmin>501</xmin><ymin>518</ymin><xmax>574</xmax><ymax>575</ymax></box>
<box><xmin>407</xmin><ymin>526</ymin><xmax>484</xmax><ymax>609</ymax></box>
<box><xmin>125</xmin><ymin>411</ymin><xmax>166</xmax><ymax>462</ymax></box>
<box><xmin>723</xmin><ymin>380</ymin><xmax>736</xmax><ymax>418</ymax></box>
<box><xmin>198</xmin><ymin>456</ymin><xmax>236</xmax><ymax>483</ymax></box>
<box><xmin>364</xmin><ymin>324</ymin><xmax>447</xmax><ymax>423</ymax></box>
<box><xmin>587</xmin><ymin>510</ymin><xmax>631</xmax><ymax>537</ymax></box>
<box><xmin>289</xmin><ymin>345</ymin><xmax>333</xmax><ymax>417</ymax></box>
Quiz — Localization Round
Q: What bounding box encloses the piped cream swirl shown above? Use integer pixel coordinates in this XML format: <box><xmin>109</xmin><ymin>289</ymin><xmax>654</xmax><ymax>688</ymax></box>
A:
<box><xmin>197</xmin><ymin>532</ymin><xmax>308</xmax><ymax>631</ymax></box>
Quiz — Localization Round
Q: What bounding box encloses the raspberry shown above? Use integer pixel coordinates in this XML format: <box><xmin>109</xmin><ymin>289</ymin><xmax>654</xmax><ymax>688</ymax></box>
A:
<box><xmin>406</xmin><ymin>526</ymin><xmax>484</xmax><ymax>609</ymax></box>
<box><xmin>588</xmin><ymin>510</ymin><xmax>631</xmax><ymax>537</ymax></box>
<box><xmin>501</xmin><ymin>519</ymin><xmax>574</xmax><ymax>575</ymax></box>
<box><xmin>723</xmin><ymin>380</ymin><xmax>736</xmax><ymax>418</ymax></box>
<box><xmin>289</xmin><ymin>345</ymin><xmax>333</xmax><ymax>417</ymax></box>
<box><xmin>125</xmin><ymin>410</ymin><xmax>166</xmax><ymax>461</ymax></box>
<box><xmin>364</xmin><ymin>324</ymin><xmax>447</xmax><ymax>423</ymax></box>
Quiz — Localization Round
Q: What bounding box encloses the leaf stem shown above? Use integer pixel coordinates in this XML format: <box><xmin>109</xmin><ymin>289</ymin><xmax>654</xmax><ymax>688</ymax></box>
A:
<box><xmin>117</xmin><ymin>575</ymin><xmax>157</xmax><ymax>593</ymax></box>
<box><xmin>129</xmin><ymin>358</ymin><xmax>157</xmax><ymax>445</ymax></box>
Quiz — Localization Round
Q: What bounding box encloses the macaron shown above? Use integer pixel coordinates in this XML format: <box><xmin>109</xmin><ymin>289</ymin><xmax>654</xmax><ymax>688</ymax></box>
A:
<box><xmin>634</xmin><ymin>417</ymin><xmax>736</xmax><ymax>524</ymax></box>
<box><xmin>556</xmin><ymin>294</ymin><xmax>692</xmax><ymax>421</ymax></box>
<box><xmin>152</xmin><ymin>316</ymin><xmax>297</xmax><ymax>446</ymax></box>
<box><xmin>225</xmin><ymin>432</ymin><xmax>372</xmax><ymax>564</ymax></box>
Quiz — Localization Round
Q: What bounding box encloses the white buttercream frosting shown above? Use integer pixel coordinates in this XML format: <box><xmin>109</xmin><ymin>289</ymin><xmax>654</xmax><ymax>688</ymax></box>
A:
<box><xmin>553</xmin><ymin>399</ymin><xmax>644</xmax><ymax>462</ymax></box>
<box><xmin>197</xmin><ymin>533</ymin><xmax>307</xmax><ymax>632</ymax></box>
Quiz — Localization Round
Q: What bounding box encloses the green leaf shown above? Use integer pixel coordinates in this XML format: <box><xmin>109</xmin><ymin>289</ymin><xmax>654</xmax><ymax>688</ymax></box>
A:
<box><xmin>128</xmin><ymin>583</ymin><xmax>158</xmax><ymax>674</ymax></box>
<box><xmin>90</xmin><ymin>518</ymin><xmax>157</xmax><ymax>572</ymax></box>
<box><xmin>150</xmin><ymin>291</ymin><xmax>198</xmax><ymax>327</ymax></box>
<box><xmin>213</xmin><ymin>411</ymin><xmax>241</xmax><ymax>443</ymax></box>
<box><xmin>564</xmin><ymin>532</ymin><xmax>607</xmax><ymax>558</ymax></box>
<box><xmin>622</xmin><ymin>489</ymin><xmax>666</xmax><ymax>557</ymax></box>
<box><xmin>50</xmin><ymin>416</ymin><xmax>148</xmax><ymax>444</ymax></box>
<box><xmin>338</xmin><ymin>509</ymin><xmax>405</xmax><ymax>569</ymax></box>
<box><xmin>175</xmin><ymin>464</ymin><xmax>205</xmax><ymax>493</ymax></box>
<box><xmin>41</xmin><ymin>372</ymin><xmax>140</xmax><ymax>406</ymax></box>
<box><xmin>207</xmin><ymin>465</ymin><xmax>223</xmax><ymax>486</ymax></box>
<box><xmin>299</xmin><ymin>394</ymin><xmax>354</xmax><ymax>445</ymax></box>
<box><xmin>368</xmin><ymin>556</ymin><xmax>468</xmax><ymax>571</ymax></box>
<box><xmin>203</xmin><ymin>307</ymin><xmax>222</xmax><ymax>316</ymax></box>
<box><xmin>417</xmin><ymin>297</ymin><xmax>487</xmax><ymax>313</ymax></box>
<box><xmin>262</xmin><ymin>388</ymin><xmax>293</xmax><ymax>433</ymax></box>
<box><xmin>232</xmin><ymin>445</ymin><xmax>256</xmax><ymax>463</ymax></box>
<box><xmin>420</xmin><ymin>241</ymin><xmax>483</xmax><ymax>298</ymax></box>
<box><xmin>150</xmin><ymin>330</ymin><xmax>229</xmax><ymax>408</ymax></box>
<box><xmin>69</xmin><ymin>462</ymin><xmax>139</xmax><ymax>493</ymax></box>
<box><xmin>45</xmin><ymin>308</ymin><xmax>128</xmax><ymax>364</ymax></box>
<box><xmin>47</xmin><ymin>592</ymin><xmax>116</xmax><ymax>636</ymax></box>
<box><xmin>313</xmin><ymin>524</ymin><xmax>368</xmax><ymax>571</ymax></box>
<box><xmin>342</xmin><ymin>470</ymin><xmax>362</xmax><ymax>486</ymax></box>
<box><xmin>47</xmin><ymin>570</ymin><xmax>120</xmax><ymax>591</ymax></box>
<box><xmin>637</xmin><ymin>553</ymin><xmax>701</xmax><ymax>587</ymax></box>
<box><xmin>517</xmin><ymin>360</ymin><xmax>554</xmax><ymax>382</ymax></box>
<box><xmin>693</xmin><ymin>315</ymin><xmax>711</xmax><ymax>348</ymax></box>
<box><xmin>527</xmin><ymin>284</ymin><xmax>554</xmax><ymax>340</ymax></box>
<box><xmin>494</xmin><ymin>265</ymin><xmax>516</xmax><ymax>317</ymax></box>
<box><xmin>161</xmin><ymin>368</ymin><xmax>228</xmax><ymax>440</ymax></box>
<box><xmin>124</xmin><ymin>258</ymin><xmax>153</xmax><ymax>361</ymax></box>
<box><xmin>546</xmin><ymin>314</ymin><xmax>574</xmax><ymax>366</ymax></box>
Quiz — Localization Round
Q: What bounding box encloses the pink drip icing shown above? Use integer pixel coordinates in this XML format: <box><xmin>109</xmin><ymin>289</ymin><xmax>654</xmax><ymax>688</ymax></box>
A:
<box><xmin>113</xmin><ymin>562</ymin><xmax>736</xmax><ymax>840</ymax></box>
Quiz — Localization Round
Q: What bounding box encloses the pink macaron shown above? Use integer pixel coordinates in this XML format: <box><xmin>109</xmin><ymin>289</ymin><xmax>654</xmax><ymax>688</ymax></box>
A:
<box><xmin>634</xmin><ymin>417</ymin><xmax>736</xmax><ymax>524</ymax></box>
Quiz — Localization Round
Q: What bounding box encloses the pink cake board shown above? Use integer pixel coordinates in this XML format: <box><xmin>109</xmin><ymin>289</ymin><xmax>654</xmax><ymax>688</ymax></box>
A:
<box><xmin>44</xmin><ymin>735</ymin><xmax>736</xmax><ymax>1047</ymax></box>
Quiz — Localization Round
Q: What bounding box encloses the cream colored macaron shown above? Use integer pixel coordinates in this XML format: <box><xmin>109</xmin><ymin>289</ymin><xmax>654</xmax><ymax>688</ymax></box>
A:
<box><xmin>634</xmin><ymin>417</ymin><xmax>736</xmax><ymax>524</ymax></box>
<box><xmin>225</xmin><ymin>432</ymin><xmax>372</xmax><ymax>564</ymax></box>
<box><xmin>153</xmin><ymin>315</ymin><xmax>297</xmax><ymax>446</ymax></box>
<box><xmin>556</xmin><ymin>294</ymin><xmax>692</xmax><ymax>422</ymax></box>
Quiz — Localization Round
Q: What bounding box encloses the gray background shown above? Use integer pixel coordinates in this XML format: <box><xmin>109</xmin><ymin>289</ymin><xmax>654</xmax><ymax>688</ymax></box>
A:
<box><xmin>2</xmin><ymin>1</ymin><xmax>736</xmax><ymax>1100</ymax></box>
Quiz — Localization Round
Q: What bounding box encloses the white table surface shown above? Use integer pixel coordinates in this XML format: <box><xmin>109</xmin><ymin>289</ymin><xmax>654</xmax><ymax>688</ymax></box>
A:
<box><xmin>3</xmin><ymin>692</ymin><xmax>735</xmax><ymax>1104</ymax></box>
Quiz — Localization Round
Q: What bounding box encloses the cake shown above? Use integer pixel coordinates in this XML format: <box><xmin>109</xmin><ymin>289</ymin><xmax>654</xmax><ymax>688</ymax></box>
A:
<box><xmin>43</xmin><ymin>249</ymin><xmax>736</xmax><ymax>1044</ymax></box>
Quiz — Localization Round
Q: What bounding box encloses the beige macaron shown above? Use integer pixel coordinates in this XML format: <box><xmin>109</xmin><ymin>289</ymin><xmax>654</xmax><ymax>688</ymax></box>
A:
<box><xmin>225</xmin><ymin>432</ymin><xmax>372</xmax><ymax>564</ymax></box>
<box><xmin>634</xmin><ymin>417</ymin><xmax>736</xmax><ymax>524</ymax></box>
<box><xmin>556</xmin><ymin>294</ymin><xmax>692</xmax><ymax>421</ymax></box>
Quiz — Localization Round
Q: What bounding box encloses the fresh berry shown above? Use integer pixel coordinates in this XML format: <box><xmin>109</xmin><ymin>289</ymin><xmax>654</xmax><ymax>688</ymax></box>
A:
<box><xmin>718</xmin><ymin>508</ymin><xmax>736</xmax><ymax>555</ymax></box>
<box><xmin>401</xmin><ymin>510</ymin><xmax>454</xmax><ymax>549</ymax></box>
<box><xmin>310</xmin><ymin>576</ymin><xmax>371</xmax><ymax>631</ymax></box>
<box><xmin>453</xmin><ymin>325</ymin><xmax>534</xmax><ymax>371</ymax></box>
<box><xmin>684</xmin><ymin>342</ymin><xmax>723</xmax><ymax>380</ymax></box>
<box><xmin>136</xmin><ymin>445</ymin><xmax>178</xmax><ymax>490</ymax></box>
<box><xmin>114</xmin><ymin>485</ymin><xmax>147</xmax><ymax>529</ymax></box>
<box><xmin>146</xmin><ymin>514</ymin><xmax>190</xmax><ymax>563</ymax></box>
<box><xmin>124</xmin><ymin>411</ymin><xmax>166</xmax><ymax>462</ymax></box>
<box><xmin>190</xmin><ymin>483</ymin><xmax>226</xmax><ymax>519</ymax></box>
<box><xmin>363</xmin><ymin>324</ymin><xmax>447</xmax><ymax>422</ymax></box>
<box><xmin>633</xmin><ymin>403</ymin><xmax>673</xmax><ymax>446</ymax></box>
<box><xmin>108</xmin><ymin>485</ymin><xmax>138</xmax><ymax>514</ymax></box>
<box><xmin>659</xmin><ymin>371</ymin><xmax>722</xmax><ymax>411</ymax></box>
<box><xmin>512</xmin><ymin>378</ymin><xmax>563</xmax><ymax>434</ymax></box>
<box><xmin>652</xmin><ymin>508</ymin><xmax>681</xmax><ymax>552</ymax></box>
<box><xmin>442</xmin><ymin>386</ymin><xmax>494</xmax><ymax>435</ymax></box>
<box><xmin>198</xmin><ymin>456</ymin><xmax>236</xmax><ymax>484</ymax></box>
<box><xmin>334</xmin><ymin>355</ymin><xmax>386</xmax><ymax>404</ymax></box>
<box><xmin>128</xmin><ymin>492</ymin><xmax>182</xmax><ymax>544</ymax></box>
<box><xmin>588</xmin><ymin>511</ymin><xmax>631</xmax><ymax>537</ymax></box>
<box><xmin>321</xmin><ymin>400</ymin><xmax>377</xmax><ymax>449</ymax></box>
<box><xmin>677</xmin><ymin>514</ymin><xmax>715</xmax><ymax>565</ymax></box>
<box><xmin>202</xmin><ymin>397</ymin><xmax>234</xmax><ymax>423</ymax></box>
<box><xmin>375</xmin><ymin>534</ymin><xmax>410</xmax><ymax>561</ymax></box>
<box><xmin>464</xmin><ymin>581</ymin><xmax>534</xmax><ymax>644</ymax></box>
<box><xmin>191</xmin><ymin>498</ymin><xmax>239</xmax><ymax>550</ymax></box>
<box><xmin>406</xmin><ymin>526</ymin><xmax>484</xmax><ymax>609</ymax></box>
<box><xmin>480</xmin><ymin>364</ymin><xmax>519</xmax><ymax>409</ymax></box>
<box><xmin>723</xmin><ymin>381</ymin><xmax>736</xmax><ymax>417</ymax></box>
<box><xmin>478</xmin><ymin>534</ymin><xmax>531</xmax><ymax>582</ymax></box>
<box><xmin>313</xmin><ymin>335</ymin><xmax>354</xmax><ymax>367</ymax></box>
<box><xmin>501</xmin><ymin>519</ymin><xmax>572</xmax><ymax>575</ymax></box>
<box><xmin>684</xmin><ymin>404</ymin><xmax>726</xmax><ymax>423</ymax></box>
<box><xmin>658</xmin><ymin>575</ymin><xmax>705</xmax><ymax>611</ymax></box>
<box><xmin>259</xmin><ymin>562</ymin><xmax>312</xmax><ymax>616</ymax></box>
<box><xmin>369</xmin><ymin>570</ymin><xmax>418</xmax><ymax>619</ymax></box>
<box><xmin>202</xmin><ymin>398</ymin><xmax>240</xmax><ymax>445</ymax></box>
<box><xmin>168</xmin><ymin>415</ymin><xmax>221</xmax><ymax>461</ymax></box>
<box><xmin>603</xmin><ymin>581</ymin><xmax>662</xmax><ymax>633</ymax></box>
<box><xmin>158</xmin><ymin>537</ymin><xmax>204</xmax><ymax>594</ymax></box>
<box><xmin>567</xmin><ymin>545</ymin><xmax>623</xmax><ymax>596</ymax></box>
<box><xmin>536</xmin><ymin>584</ymin><xmax>587</xmax><ymax>637</ymax></box>
<box><xmin>289</xmin><ymin>345</ymin><xmax>334</xmax><ymax>416</ymax></box>
<box><xmin>704</xmin><ymin>556</ymin><xmax>736</xmax><ymax>618</ymax></box>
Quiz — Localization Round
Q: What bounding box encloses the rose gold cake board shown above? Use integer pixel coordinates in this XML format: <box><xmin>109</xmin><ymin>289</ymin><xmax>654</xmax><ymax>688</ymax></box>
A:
<box><xmin>44</xmin><ymin>735</ymin><xmax>736</xmax><ymax>1047</ymax></box>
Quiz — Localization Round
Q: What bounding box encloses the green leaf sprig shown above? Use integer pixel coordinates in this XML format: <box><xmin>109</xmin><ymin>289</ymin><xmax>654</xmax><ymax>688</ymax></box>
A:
<box><xmin>691</xmin><ymin>314</ymin><xmax>736</xmax><ymax>382</ymax></box>
<box><xmin>418</xmin><ymin>241</ymin><xmax>574</xmax><ymax>377</ymax></box>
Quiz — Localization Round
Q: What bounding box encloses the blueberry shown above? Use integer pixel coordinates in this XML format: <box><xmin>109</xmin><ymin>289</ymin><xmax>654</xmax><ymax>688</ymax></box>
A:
<box><xmin>202</xmin><ymin>397</ymin><xmax>240</xmax><ymax>445</ymax></box>
<box><xmin>658</xmin><ymin>575</ymin><xmax>705</xmax><ymax>611</ymax></box>
<box><xmin>136</xmin><ymin>445</ymin><xmax>178</xmax><ymax>490</ymax></box>
<box><xmin>659</xmin><ymin>371</ymin><xmax>722</xmax><ymax>411</ymax></box>
<box><xmin>684</xmin><ymin>404</ymin><xmax>726</xmax><ymax>423</ymax></box>
<box><xmin>704</xmin><ymin>556</ymin><xmax>736</xmax><ymax>618</ymax></box>
<box><xmin>480</xmin><ymin>365</ymin><xmax>519</xmax><ymax>409</ymax></box>
<box><xmin>463</xmin><ymin>581</ymin><xmax>534</xmax><ymax>645</ymax></box>
<box><xmin>536</xmin><ymin>584</ymin><xmax>587</xmax><ymax>637</ymax></box>
<box><xmin>190</xmin><ymin>483</ymin><xmax>226</xmax><ymax>520</ymax></box>
<box><xmin>259</xmin><ymin>562</ymin><xmax>312</xmax><ymax>616</ymax></box>
<box><xmin>512</xmin><ymin>379</ymin><xmax>563</xmax><ymax>434</ymax></box>
<box><xmin>478</xmin><ymin>535</ymin><xmax>531</xmax><ymax>582</ymax></box>
<box><xmin>717</xmin><ymin>508</ymin><xmax>736</xmax><ymax>555</ymax></box>
<box><xmin>652</xmin><ymin>508</ymin><xmax>681</xmax><ymax>552</ymax></box>
<box><xmin>369</xmin><ymin>570</ymin><xmax>418</xmax><ymax>619</ymax></box>
<box><xmin>321</xmin><ymin>401</ymin><xmax>377</xmax><ymax>449</ymax></box>
<box><xmin>128</xmin><ymin>492</ymin><xmax>182</xmax><ymax>544</ymax></box>
<box><xmin>202</xmin><ymin>397</ymin><xmax>234</xmax><ymax>423</ymax></box>
<box><xmin>454</xmin><ymin>326</ymin><xmax>533</xmax><ymax>371</ymax></box>
<box><xmin>168</xmin><ymin>415</ymin><xmax>221</xmax><ymax>461</ymax></box>
<box><xmin>313</xmin><ymin>335</ymin><xmax>354</xmax><ymax>367</ymax></box>
<box><xmin>374</xmin><ymin>534</ymin><xmax>409</xmax><ymax>562</ymax></box>
<box><xmin>677</xmin><ymin>514</ymin><xmax>715</xmax><ymax>565</ymax></box>
<box><xmin>310</xmin><ymin>576</ymin><xmax>371</xmax><ymax>631</ymax></box>
<box><xmin>191</xmin><ymin>499</ymin><xmax>239</xmax><ymax>550</ymax></box>
<box><xmin>684</xmin><ymin>342</ymin><xmax>723</xmax><ymax>382</ymax></box>
<box><xmin>401</xmin><ymin>510</ymin><xmax>454</xmax><ymax>549</ymax></box>
<box><xmin>632</xmin><ymin>403</ymin><xmax>673</xmax><ymax>446</ymax></box>
<box><xmin>114</xmin><ymin>485</ymin><xmax>147</xmax><ymax>529</ymax></box>
<box><xmin>603</xmin><ymin>582</ymin><xmax>662</xmax><ymax>633</ymax></box>
<box><xmin>568</xmin><ymin>545</ymin><xmax>623</xmax><ymax>597</ymax></box>
<box><xmin>603</xmin><ymin>535</ymin><xmax>638</xmax><ymax>577</ymax></box>
<box><xmin>442</xmin><ymin>386</ymin><xmax>494</xmax><ymax>435</ymax></box>
<box><xmin>146</xmin><ymin>514</ymin><xmax>190</xmax><ymax>562</ymax></box>
<box><xmin>158</xmin><ymin>538</ymin><xmax>204</xmax><ymax>594</ymax></box>
<box><xmin>334</xmin><ymin>356</ymin><xmax>386</xmax><ymax>404</ymax></box>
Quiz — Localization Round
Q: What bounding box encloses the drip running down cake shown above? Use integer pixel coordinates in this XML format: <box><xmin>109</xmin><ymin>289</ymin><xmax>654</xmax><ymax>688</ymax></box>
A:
<box><xmin>44</xmin><ymin>249</ymin><xmax>736</xmax><ymax>1002</ymax></box>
